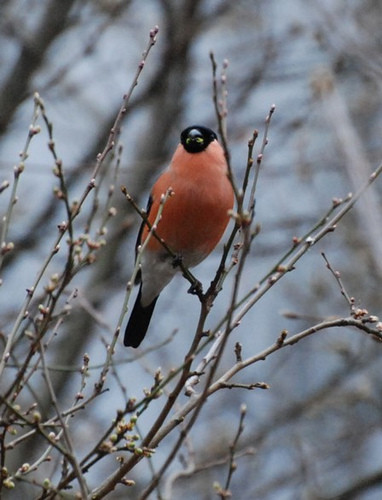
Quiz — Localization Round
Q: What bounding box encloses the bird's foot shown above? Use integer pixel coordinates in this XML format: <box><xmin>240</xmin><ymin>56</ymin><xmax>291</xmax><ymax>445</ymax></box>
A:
<box><xmin>187</xmin><ymin>280</ymin><xmax>203</xmax><ymax>296</ymax></box>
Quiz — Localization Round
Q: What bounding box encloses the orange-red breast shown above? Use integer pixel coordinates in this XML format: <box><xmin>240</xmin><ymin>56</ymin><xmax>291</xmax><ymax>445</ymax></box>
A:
<box><xmin>124</xmin><ymin>125</ymin><xmax>234</xmax><ymax>347</ymax></box>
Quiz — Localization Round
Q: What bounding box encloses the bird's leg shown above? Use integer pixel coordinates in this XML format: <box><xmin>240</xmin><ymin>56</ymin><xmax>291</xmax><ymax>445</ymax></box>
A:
<box><xmin>172</xmin><ymin>254</ymin><xmax>203</xmax><ymax>298</ymax></box>
<box><xmin>187</xmin><ymin>280</ymin><xmax>203</xmax><ymax>296</ymax></box>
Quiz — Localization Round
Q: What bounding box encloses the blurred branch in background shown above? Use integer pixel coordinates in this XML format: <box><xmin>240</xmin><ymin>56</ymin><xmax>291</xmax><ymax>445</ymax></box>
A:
<box><xmin>312</xmin><ymin>67</ymin><xmax>382</xmax><ymax>278</ymax></box>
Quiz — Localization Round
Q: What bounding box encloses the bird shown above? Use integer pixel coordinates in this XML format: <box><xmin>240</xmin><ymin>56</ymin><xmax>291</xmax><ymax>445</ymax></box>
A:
<box><xmin>124</xmin><ymin>125</ymin><xmax>234</xmax><ymax>348</ymax></box>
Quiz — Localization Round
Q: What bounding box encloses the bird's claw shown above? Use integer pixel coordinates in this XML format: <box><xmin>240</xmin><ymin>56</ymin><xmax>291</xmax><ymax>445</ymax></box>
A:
<box><xmin>187</xmin><ymin>280</ymin><xmax>203</xmax><ymax>296</ymax></box>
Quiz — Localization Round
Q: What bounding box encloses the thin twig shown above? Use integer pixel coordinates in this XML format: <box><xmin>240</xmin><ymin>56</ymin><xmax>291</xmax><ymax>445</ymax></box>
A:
<box><xmin>0</xmin><ymin>97</ymin><xmax>42</xmax><ymax>273</ymax></box>
<box><xmin>222</xmin><ymin>403</ymin><xmax>247</xmax><ymax>495</ymax></box>
<box><xmin>210</xmin><ymin>52</ymin><xmax>240</xmax><ymax>203</ymax></box>
<box><xmin>321</xmin><ymin>252</ymin><xmax>354</xmax><ymax>309</ymax></box>
<box><xmin>35</xmin><ymin>340</ymin><xmax>89</xmax><ymax>498</ymax></box>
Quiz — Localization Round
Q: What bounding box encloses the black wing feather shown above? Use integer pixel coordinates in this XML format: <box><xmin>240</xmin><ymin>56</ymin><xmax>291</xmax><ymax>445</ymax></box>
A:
<box><xmin>124</xmin><ymin>285</ymin><xmax>158</xmax><ymax>348</ymax></box>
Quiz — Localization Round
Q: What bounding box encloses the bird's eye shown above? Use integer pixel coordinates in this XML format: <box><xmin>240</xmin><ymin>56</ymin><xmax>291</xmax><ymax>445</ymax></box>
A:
<box><xmin>186</xmin><ymin>136</ymin><xmax>204</xmax><ymax>145</ymax></box>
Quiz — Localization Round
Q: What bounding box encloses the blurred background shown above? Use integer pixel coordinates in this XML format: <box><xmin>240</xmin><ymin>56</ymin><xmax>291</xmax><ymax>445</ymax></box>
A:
<box><xmin>0</xmin><ymin>0</ymin><xmax>381</xmax><ymax>498</ymax></box>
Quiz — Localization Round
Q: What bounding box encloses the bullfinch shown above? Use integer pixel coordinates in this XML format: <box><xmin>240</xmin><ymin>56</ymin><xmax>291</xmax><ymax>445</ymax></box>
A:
<box><xmin>124</xmin><ymin>125</ymin><xmax>234</xmax><ymax>348</ymax></box>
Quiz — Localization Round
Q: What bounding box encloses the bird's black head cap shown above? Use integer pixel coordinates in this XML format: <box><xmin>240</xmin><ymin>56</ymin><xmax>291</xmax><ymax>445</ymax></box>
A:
<box><xmin>180</xmin><ymin>125</ymin><xmax>217</xmax><ymax>153</ymax></box>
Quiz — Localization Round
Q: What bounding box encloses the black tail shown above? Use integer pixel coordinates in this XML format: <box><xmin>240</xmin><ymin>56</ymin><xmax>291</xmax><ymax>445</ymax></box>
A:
<box><xmin>124</xmin><ymin>286</ymin><xmax>158</xmax><ymax>348</ymax></box>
